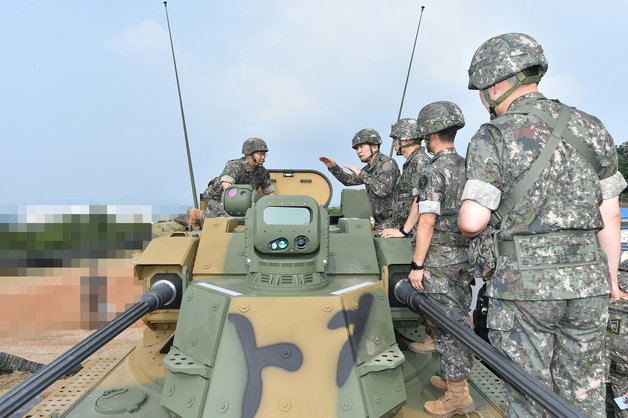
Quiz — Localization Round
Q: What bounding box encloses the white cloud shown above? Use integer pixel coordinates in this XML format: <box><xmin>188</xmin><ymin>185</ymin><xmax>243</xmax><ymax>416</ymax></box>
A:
<box><xmin>105</xmin><ymin>21</ymin><xmax>169</xmax><ymax>56</ymax></box>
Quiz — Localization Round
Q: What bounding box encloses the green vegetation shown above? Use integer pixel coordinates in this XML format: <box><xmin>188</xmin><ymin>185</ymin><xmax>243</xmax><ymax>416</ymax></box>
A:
<box><xmin>0</xmin><ymin>214</ymin><xmax>151</xmax><ymax>270</ymax></box>
<box><xmin>618</xmin><ymin>142</ymin><xmax>628</xmax><ymax>201</ymax></box>
<box><xmin>327</xmin><ymin>206</ymin><xmax>341</xmax><ymax>215</ymax></box>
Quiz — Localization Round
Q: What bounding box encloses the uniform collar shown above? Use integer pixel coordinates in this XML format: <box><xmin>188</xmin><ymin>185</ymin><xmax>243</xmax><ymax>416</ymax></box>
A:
<box><xmin>407</xmin><ymin>146</ymin><xmax>426</xmax><ymax>159</ymax></box>
<box><xmin>507</xmin><ymin>92</ymin><xmax>546</xmax><ymax>112</ymax></box>
<box><xmin>428</xmin><ymin>146</ymin><xmax>456</xmax><ymax>164</ymax></box>
<box><xmin>365</xmin><ymin>151</ymin><xmax>382</xmax><ymax>168</ymax></box>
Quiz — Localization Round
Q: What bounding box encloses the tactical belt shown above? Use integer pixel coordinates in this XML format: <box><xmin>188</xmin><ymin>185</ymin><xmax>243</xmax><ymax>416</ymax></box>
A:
<box><xmin>497</xmin><ymin>230</ymin><xmax>601</xmax><ymax>271</ymax></box>
<box><xmin>497</xmin><ymin>230</ymin><xmax>599</xmax><ymax>256</ymax></box>
<box><xmin>431</xmin><ymin>231</ymin><xmax>468</xmax><ymax>247</ymax></box>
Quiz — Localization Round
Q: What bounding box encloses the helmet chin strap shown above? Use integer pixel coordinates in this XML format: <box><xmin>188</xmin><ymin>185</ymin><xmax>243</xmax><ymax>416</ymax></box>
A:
<box><xmin>249</xmin><ymin>153</ymin><xmax>263</xmax><ymax>168</ymax></box>
<box><xmin>483</xmin><ymin>69</ymin><xmax>544</xmax><ymax>119</ymax></box>
<box><xmin>361</xmin><ymin>145</ymin><xmax>378</xmax><ymax>163</ymax></box>
<box><xmin>397</xmin><ymin>139</ymin><xmax>420</xmax><ymax>155</ymax></box>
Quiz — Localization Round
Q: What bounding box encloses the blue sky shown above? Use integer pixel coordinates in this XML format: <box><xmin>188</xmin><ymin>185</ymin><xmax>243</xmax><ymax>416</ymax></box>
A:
<box><xmin>2</xmin><ymin>1</ymin><xmax>627</xmax><ymax>208</ymax></box>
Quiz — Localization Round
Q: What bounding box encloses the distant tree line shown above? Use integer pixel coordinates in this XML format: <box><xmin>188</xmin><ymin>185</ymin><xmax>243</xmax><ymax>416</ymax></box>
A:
<box><xmin>618</xmin><ymin>142</ymin><xmax>628</xmax><ymax>198</ymax></box>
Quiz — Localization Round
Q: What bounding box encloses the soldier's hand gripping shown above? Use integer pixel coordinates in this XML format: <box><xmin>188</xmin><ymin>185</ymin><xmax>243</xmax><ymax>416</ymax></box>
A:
<box><xmin>379</xmin><ymin>228</ymin><xmax>405</xmax><ymax>238</ymax></box>
<box><xmin>408</xmin><ymin>269</ymin><xmax>424</xmax><ymax>291</ymax></box>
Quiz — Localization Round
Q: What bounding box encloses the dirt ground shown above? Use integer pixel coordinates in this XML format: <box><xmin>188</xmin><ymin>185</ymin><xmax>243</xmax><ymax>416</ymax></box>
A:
<box><xmin>0</xmin><ymin>327</ymin><xmax>144</xmax><ymax>397</ymax></box>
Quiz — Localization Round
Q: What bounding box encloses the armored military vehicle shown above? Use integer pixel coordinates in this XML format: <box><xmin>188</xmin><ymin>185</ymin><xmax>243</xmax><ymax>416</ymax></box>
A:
<box><xmin>0</xmin><ymin>170</ymin><xmax>583</xmax><ymax>417</ymax></box>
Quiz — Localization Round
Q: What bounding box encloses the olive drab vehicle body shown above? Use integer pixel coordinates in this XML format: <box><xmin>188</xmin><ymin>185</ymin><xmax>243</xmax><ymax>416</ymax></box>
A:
<box><xmin>24</xmin><ymin>170</ymin><xmax>506</xmax><ymax>418</ymax></box>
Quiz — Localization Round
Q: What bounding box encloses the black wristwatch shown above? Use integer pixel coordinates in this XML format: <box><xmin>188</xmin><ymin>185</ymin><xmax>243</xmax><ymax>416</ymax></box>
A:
<box><xmin>399</xmin><ymin>226</ymin><xmax>409</xmax><ymax>237</ymax></box>
<box><xmin>410</xmin><ymin>261</ymin><xmax>423</xmax><ymax>271</ymax></box>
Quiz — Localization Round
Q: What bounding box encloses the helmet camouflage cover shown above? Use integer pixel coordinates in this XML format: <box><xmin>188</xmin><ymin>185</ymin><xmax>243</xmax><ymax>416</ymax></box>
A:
<box><xmin>417</xmin><ymin>101</ymin><xmax>465</xmax><ymax>136</ymax></box>
<box><xmin>241</xmin><ymin>137</ymin><xmax>269</xmax><ymax>155</ymax></box>
<box><xmin>390</xmin><ymin>118</ymin><xmax>420</xmax><ymax>140</ymax></box>
<box><xmin>468</xmin><ymin>32</ymin><xmax>548</xmax><ymax>90</ymax></box>
<box><xmin>351</xmin><ymin>128</ymin><xmax>382</xmax><ymax>149</ymax></box>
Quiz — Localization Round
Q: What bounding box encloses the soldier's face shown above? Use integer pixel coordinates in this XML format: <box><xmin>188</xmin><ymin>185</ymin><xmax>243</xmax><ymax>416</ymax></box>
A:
<box><xmin>247</xmin><ymin>151</ymin><xmax>267</xmax><ymax>168</ymax></box>
<box><xmin>253</xmin><ymin>151</ymin><xmax>267</xmax><ymax>164</ymax></box>
<box><xmin>392</xmin><ymin>138</ymin><xmax>400</xmax><ymax>153</ymax></box>
<box><xmin>355</xmin><ymin>143</ymin><xmax>373</xmax><ymax>161</ymax></box>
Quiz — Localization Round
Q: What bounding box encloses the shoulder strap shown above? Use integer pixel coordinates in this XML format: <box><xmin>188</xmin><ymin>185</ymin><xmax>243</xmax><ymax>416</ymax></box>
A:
<box><xmin>489</xmin><ymin>105</ymin><xmax>571</xmax><ymax>227</ymax></box>
<box><xmin>505</xmin><ymin>102</ymin><xmax>601</xmax><ymax>172</ymax></box>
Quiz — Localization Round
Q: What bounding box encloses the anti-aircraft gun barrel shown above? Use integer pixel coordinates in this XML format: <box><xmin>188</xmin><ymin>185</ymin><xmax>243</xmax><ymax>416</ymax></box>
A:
<box><xmin>394</xmin><ymin>278</ymin><xmax>587</xmax><ymax>418</ymax></box>
<box><xmin>0</xmin><ymin>281</ymin><xmax>177</xmax><ymax>418</ymax></box>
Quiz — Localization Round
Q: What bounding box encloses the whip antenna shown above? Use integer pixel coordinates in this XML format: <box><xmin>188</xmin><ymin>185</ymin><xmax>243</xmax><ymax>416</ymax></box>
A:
<box><xmin>163</xmin><ymin>1</ymin><xmax>199</xmax><ymax>208</ymax></box>
<box><xmin>389</xmin><ymin>5</ymin><xmax>425</xmax><ymax>157</ymax></box>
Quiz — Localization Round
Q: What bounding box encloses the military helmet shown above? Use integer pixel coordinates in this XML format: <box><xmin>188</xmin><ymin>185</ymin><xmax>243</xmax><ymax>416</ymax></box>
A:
<box><xmin>351</xmin><ymin>128</ymin><xmax>382</xmax><ymax>149</ymax></box>
<box><xmin>468</xmin><ymin>33</ymin><xmax>548</xmax><ymax>90</ymax></box>
<box><xmin>417</xmin><ymin>101</ymin><xmax>465</xmax><ymax>136</ymax></box>
<box><xmin>390</xmin><ymin>118</ymin><xmax>419</xmax><ymax>140</ymax></box>
<box><xmin>241</xmin><ymin>137</ymin><xmax>269</xmax><ymax>155</ymax></box>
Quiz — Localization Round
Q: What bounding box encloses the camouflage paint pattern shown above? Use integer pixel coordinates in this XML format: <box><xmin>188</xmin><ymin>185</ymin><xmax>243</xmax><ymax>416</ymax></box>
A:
<box><xmin>202</xmin><ymin>157</ymin><xmax>274</xmax><ymax>218</ymax></box>
<box><xmin>392</xmin><ymin>146</ymin><xmax>430</xmax><ymax>227</ymax></box>
<box><xmin>328</xmin><ymin>152</ymin><xmax>400</xmax><ymax>229</ymax></box>
<box><xmin>465</xmin><ymin>93</ymin><xmax>617</xmax><ymax>301</ymax></box>
<box><xmin>467</xmin><ymin>33</ymin><xmax>548</xmax><ymax>91</ymax></box>
<box><xmin>416</xmin><ymin>102</ymin><xmax>465</xmax><ymax>136</ymax></box>
<box><xmin>488</xmin><ymin>296</ymin><xmax>608</xmax><ymax>417</ymax></box>
<box><xmin>416</xmin><ymin>147</ymin><xmax>468</xmax><ymax>267</ymax></box>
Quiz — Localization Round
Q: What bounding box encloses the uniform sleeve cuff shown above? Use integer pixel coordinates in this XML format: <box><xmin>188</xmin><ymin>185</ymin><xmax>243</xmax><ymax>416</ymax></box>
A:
<box><xmin>601</xmin><ymin>171</ymin><xmax>627</xmax><ymax>200</ymax></box>
<box><xmin>418</xmin><ymin>201</ymin><xmax>441</xmax><ymax>215</ymax></box>
<box><xmin>461</xmin><ymin>179</ymin><xmax>501</xmax><ymax>210</ymax></box>
<box><xmin>220</xmin><ymin>175</ymin><xmax>236</xmax><ymax>184</ymax></box>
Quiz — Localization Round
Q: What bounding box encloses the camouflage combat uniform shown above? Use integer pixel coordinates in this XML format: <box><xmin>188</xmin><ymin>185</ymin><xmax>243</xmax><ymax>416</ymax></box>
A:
<box><xmin>392</xmin><ymin>146</ymin><xmax>430</xmax><ymax>228</ymax></box>
<box><xmin>328</xmin><ymin>152</ymin><xmax>400</xmax><ymax>229</ymax></box>
<box><xmin>202</xmin><ymin>157</ymin><xmax>274</xmax><ymax>217</ymax></box>
<box><xmin>416</xmin><ymin>147</ymin><xmax>472</xmax><ymax>381</ymax></box>
<box><xmin>608</xmin><ymin>272</ymin><xmax>628</xmax><ymax>417</ymax></box>
<box><xmin>464</xmin><ymin>92</ymin><xmax>627</xmax><ymax>416</ymax></box>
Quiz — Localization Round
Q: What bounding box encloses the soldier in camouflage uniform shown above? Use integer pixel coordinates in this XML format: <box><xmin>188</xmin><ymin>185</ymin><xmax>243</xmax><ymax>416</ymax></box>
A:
<box><xmin>403</xmin><ymin>101</ymin><xmax>474</xmax><ymax>417</ymax></box>
<box><xmin>608</xmin><ymin>270</ymin><xmax>628</xmax><ymax>417</ymax></box>
<box><xmin>319</xmin><ymin>128</ymin><xmax>400</xmax><ymax>229</ymax></box>
<box><xmin>458</xmin><ymin>33</ymin><xmax>627</xmax><ymax>417</ymax></box>
<box><xmin>188</xmin><ymin>138</ymin><xmax>274</xmax><ymax>228</ymax></box>
<box><xmin>381</xmin><ymin>118</ymin><xmax>431</xmax><ymax>232</ymax></box>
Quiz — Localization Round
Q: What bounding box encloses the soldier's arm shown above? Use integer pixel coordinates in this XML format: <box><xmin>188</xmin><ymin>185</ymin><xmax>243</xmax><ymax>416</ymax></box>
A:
<box><xmin>459</xmin><ymin>200</ymin><xmax>491</xmax><ymax>239</ymax></box>
<box><xmin>379</xmin><ymin>200</ymin><xmax>419</xmax><ymax>238</ymax></box>
<box><xmin>260</xmin><ymin>170</ymin><xmax>275</xmax><ymax>195</ymax></box>
<box><xmin>358</xmin><ymin>160</ymin><xmax>398</xmax><ymax>197</ymax></box>
<box><xmin>328</xmin><ymin>164</ymin><xmax>363</xmax><ymax>186</ymax></box>
<box><xmin>408</xmin><ymin>213</ymin><xmax>436</xmax><ymax>291</ymax></box>
<box><xmin>459</xmin><ymin>126</ymin><xmax>502</xmax><ymax>239</ymax></box>
<box><xmin>219</xmin><ymin>160</ymin><xmax>241</xmax><ymax>188</ymax></box>
<box><xmin>598</xmin><ymin>196</ymin><xmax>624</xmax><ymax>299</ymax></box>
<box><xmin>587</xmin><ymin>121</ymin><xmax>627</xmax><ymax>298</ymax></box>
<box><xmin>403</xmin><ymin>199</ymin><xmax>420</xmax><ymax>233</ymax></box>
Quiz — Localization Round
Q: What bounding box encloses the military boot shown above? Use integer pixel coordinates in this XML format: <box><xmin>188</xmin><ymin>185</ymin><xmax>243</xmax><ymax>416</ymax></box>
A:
<box><xmin>408</xmin><ymin>332</ymin><xmax>437</xmax><ymax>354</ymax></box>
<box><xmin>424</xmin><ymin>379</ymin><xmax>475</xmax><ymax>418</ymax></box>
<box><xmin>430</xmin><ymin>376</ymin><xmax>447</xmax><ymax>392</ymax></box>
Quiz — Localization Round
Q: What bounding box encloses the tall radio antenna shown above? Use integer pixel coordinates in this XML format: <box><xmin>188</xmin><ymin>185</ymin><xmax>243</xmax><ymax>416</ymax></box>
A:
<box><xmin>163</xmin><ymin>1</ymin><xmax>199</xmax><ymax>208</ymax></box>
<box><xmin>389</xmin><ymin>5</ymin><xmax>426</xmax><ymax>157</ymax></box>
